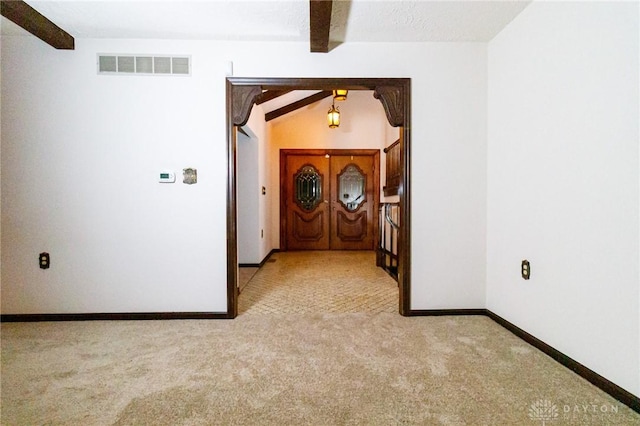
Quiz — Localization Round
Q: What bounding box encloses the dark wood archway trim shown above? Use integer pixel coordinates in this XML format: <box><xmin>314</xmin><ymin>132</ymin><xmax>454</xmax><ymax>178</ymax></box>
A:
<box><xmin>227</xmin><ymin>77</ymin><xmax>411</xmax><ymax>317</ymax></box>
<box><xmin>226</xmin><ymin>80</ymin><xmax>239</xmax><ymax>317</ymax></box>
<box><xmin>229</xmin><ymin>78</ymin><xmax>408</xmax><ymax>128</ymax></box>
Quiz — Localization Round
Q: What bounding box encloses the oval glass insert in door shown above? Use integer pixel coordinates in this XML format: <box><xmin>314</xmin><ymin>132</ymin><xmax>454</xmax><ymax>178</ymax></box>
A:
<box><xmin>338</xmin><ymin>164</ymin><xmax>366</xmax><ymax>211</ymax></box>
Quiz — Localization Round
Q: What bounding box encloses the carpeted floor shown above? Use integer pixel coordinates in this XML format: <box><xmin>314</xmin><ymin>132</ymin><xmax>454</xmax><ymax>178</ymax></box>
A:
<box><xmin>1</xmin><ymin>252</ymin><xmax>638</xmax><ymax>424</ymax></box>
<box><xmin>239</xmin><ymin>251</ymin><xmax>398</xmax><ymax>315</ymax></box>
<box><xmin>2</xmin><ymin>314</ymin><xmax>638</xmax><ymax>425</ymax></box>
<box><xmin>238</xmin><ymin>267</ymin><xmax>258</xmax><ymax>293</ymax></box>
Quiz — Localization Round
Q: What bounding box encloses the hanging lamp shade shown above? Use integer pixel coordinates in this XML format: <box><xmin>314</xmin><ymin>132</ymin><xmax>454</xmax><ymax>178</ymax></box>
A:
<box><xmin>327</xmin><ymin>102</ymin><xmax>340</xmax><ymax>128</ymax></box>
<box><xmin>333</xmin><ymin>89</ymin><xmax>348</xmax><ymax>101</ymax></box>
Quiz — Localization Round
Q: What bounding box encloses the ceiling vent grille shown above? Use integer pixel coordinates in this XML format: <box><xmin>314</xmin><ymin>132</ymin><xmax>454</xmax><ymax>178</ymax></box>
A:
<box><xmin>98</xmin><ymin>54</ymin><xmax>191</xmax><ymax>76</ymax></box>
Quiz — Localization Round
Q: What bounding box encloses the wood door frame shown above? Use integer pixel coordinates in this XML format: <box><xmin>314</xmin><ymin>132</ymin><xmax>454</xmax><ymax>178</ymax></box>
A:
<box><xmin>226</xmin><ymin>77</ymin><xmax>411</xmax><ymax>317</ymax></box>
<box><xmin>280</xmin><ymin>149</ymin><xmax>380</xmax><ymax>252</ymax></box>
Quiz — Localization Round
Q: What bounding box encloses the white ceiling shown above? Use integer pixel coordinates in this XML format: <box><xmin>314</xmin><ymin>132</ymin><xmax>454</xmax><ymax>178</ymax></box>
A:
<box><xmin>1</xmin><ymin>0</ymin><xmax>531</xmax><ymax>43</ymax></box>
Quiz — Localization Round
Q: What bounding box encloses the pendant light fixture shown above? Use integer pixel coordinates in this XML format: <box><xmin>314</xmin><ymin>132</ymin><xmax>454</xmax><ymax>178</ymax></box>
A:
<box><xmin>327</xmin><ymin>100</ymin><xmax>340</xmax><ymax>129</ymax></box>
<box><xmin>333</xmin><ymin>89</ymin><xmax>348</xmax><ymax>101</ymax></box>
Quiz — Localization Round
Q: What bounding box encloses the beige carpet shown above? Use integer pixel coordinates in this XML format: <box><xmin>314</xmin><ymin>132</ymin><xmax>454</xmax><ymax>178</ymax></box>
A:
<box><xmin>2</xmin><ymin>252</ymin><xmax>638</xmax><ymax>424</ymax></box>
<box><xmin>238</xmin><ymin>267</ymin><xmax>259</xmax><ymax>293</ymax></box>
<box><xmin>239</xmin><ymin>251</ymin><xmax>398</xmax><ymax>315</ymax></box>
<box><xmin>2</xmin><ymin>314</ymin><xmax>639</xmax><ymax>425</ymax></box>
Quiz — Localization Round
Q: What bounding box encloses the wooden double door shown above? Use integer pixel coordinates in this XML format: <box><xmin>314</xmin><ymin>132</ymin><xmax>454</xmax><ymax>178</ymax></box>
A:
<box><xmin>281</xmin><ymin>149</ymin><xmax>379</xmax><ymax>251</ymax></box>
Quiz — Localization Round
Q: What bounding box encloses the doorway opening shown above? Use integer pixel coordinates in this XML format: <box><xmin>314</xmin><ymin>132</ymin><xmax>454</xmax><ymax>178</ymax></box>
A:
<box><xmin>226</xmin><ymin>78</ymin><xmax>411</xmax><ymax>318</ymax></box>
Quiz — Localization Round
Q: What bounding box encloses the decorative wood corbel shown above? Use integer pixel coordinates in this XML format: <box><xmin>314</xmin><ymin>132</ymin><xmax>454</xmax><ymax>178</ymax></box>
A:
<box><xmin>232</xmin><ymin>86</ymin><xmax>262</xmax><ymax>127</ymax></box>
<box><xmin>374</xmin><ymin>86</ymin><xmax>404</xmax><ymax>127</ymax></box>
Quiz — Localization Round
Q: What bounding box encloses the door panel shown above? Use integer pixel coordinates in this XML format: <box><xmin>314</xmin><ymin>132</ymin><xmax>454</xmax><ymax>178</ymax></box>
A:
<box><xmin>330</xmin><ymin>155</ymin><xmax>375</xmax><ymax>250</ymax></box>
<box><xmin>284</xmin><ymin>155</ymin><xmax>330</xmax><ymax>250</ymax></box>
<box><xmin>292</xmin><ymin>211</ymin><xmax>326</xmax><ymax>242</ymax></box>
<box><xmin>282</xmin><ymin>150</ymin><xmax>378</xmax><ymax>251</ymax></box>
<box><xmin>336</xmin><ymin>211</ymin><xmax>368</xmax><ymax>241</ymax></box>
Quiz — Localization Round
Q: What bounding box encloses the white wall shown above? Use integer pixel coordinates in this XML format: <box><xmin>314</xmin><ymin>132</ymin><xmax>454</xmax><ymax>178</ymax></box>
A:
<box><xmin>410</xmin><ymin>45</ymin><xmax>488</xmax><ymax>309</ymax></box>
<box><xmin>487</xmin><ymin>1</ymin><xmax>639</xmax><ymax>396</ymax></box>
<box><xmin>237</xmin><ymin>129</ymin><xmax>259</xmax><ymax>264</ymax></box>
<box><xmin>256</xmin><ymin>107</ymin><xmax>272</xmax><ymax>262</ymax></box>
<box><xmin>1</xmin><ymin>38</ymin><xmax>487</xmax><ymax>314</ymax></box>
<box><xmin>1</xmin><ymin>39</ymin><xmax>229</xmax><ymax>313</ymax></box>
<box><xmin>237</xmin><ymin>104</ymin><xmax>269</xmax><ymax>265</ymax></box>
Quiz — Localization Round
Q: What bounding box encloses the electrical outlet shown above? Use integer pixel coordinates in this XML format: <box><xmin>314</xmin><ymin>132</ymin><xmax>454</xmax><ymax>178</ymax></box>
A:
<box><xmin>521</xmin><ymin>260</ymin><xmax>530</xmax><ymax>280</ymax></box>
<box><xmin>39</xmin><ymin>252</ymin><xmax>50</xmax><ymax>269</ymax></box>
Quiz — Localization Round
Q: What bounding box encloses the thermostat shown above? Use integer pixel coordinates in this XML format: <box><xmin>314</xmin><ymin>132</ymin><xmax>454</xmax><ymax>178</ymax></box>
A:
<box><xmin>159</xmin><ymin>171</ymin><xmax>176</xmax><ymax>183</ymax></box>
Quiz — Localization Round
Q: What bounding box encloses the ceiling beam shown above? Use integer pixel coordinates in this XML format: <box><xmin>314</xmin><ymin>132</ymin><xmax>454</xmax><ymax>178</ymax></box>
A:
<box><xmin>265</xmin><ymin>91</ymin><xmax>332</xmax><ymax>122</ymax></box>
<box><xmin>255</xmin><ymin>90</ymin><xmax>293</xmax><ymax>105</ymax></box>
<box><xmin>1</xmin><ymin>0</ymin><xmax>74</xmax><ymax>50</ymax></box>
<box><xmin>309</xmin><ymin>0</ymin><xmax>332</xmax><ymax>53</ymax></box>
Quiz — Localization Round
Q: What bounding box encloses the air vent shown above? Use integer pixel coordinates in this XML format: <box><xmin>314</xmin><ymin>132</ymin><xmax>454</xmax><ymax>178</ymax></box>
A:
<box><xmin>98</xmin><ymin>54</ymin><xmax>190</xmax><ymax>76</ymax></box>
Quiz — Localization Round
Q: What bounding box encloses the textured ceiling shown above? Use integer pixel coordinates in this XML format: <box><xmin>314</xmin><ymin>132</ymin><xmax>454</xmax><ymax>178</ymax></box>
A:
<box><xmin>1</xmin><ymin>0</ymin><xmax>531</xmax><ymax>43</ymax></box>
